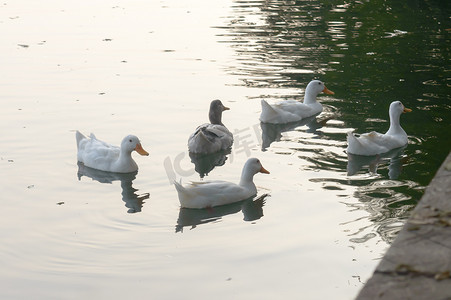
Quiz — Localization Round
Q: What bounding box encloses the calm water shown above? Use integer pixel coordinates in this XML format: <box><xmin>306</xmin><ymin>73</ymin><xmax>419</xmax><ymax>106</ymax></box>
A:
<box><xmin>0</xmin><ymin>0</ymin><xmax>449</xmax><ymax>299</ymax></box>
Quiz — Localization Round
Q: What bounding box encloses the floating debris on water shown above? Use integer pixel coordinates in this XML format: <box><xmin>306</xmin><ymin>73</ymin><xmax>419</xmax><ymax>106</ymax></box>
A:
<box><xmin>349</xmin><ymin>233</ymin><xmax>377</xmax><ymax>243</ymax></box>
<box><xmin>384</xmin><ymin>30</ymin><xmax>408</xmax><ymax>38</ymax></box>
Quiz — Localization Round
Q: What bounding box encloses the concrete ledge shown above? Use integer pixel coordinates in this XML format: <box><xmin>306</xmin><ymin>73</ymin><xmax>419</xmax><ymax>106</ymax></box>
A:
<box><xmin>356</xmin><ymin>151</ymin><xmax>451</xmax><ymax>300</ymax></box>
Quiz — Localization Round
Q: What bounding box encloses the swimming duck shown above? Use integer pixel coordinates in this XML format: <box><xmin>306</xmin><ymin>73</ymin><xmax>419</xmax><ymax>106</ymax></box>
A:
<box><xmin>346</xmin><ymin>101</ymin><xmax>412</xmax><ymax>156</ymax></box>
<box><xmin>260</xmin><ymin>80</ymin><xmax>334</xmax><ymax>124</ymax></box>
<box><xmin>76</xmin><ymin>131</ymin><xmax>149</xmax><ymax>173</ymax></box>
<box><xmin>188</xmin><ymin>99</ymin><xmax>233</xmax><ymax>154</ymax></box>
<box><xmin>174</xmin><ymin>158</ymin><xmax>269</xmax><ymax>209</ymax></box>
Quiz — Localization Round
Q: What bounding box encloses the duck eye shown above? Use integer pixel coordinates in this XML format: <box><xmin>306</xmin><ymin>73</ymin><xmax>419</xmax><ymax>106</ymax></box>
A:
<box><xmin>129</xmin><ymin>139</ymin><xmax>133</xmax><ymax>143</ymax></box>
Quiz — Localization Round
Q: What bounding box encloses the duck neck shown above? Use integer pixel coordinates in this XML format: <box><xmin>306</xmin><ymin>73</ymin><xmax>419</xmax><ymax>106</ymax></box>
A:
<box><xmin>386</xmin><ymin>112</ymin><xmax>404</xmax><ymax>136</ymax></box>
<box><xmin>209</xmin><ymin>110</ymin><xmax>223</xmax><ymax>125</ymax></box>
<box><xmin>239</xmin><ymin>168</ymin><xmax>256</xmax><ymax>190</ymax></box>
<box><xmin>117</xmin><ymin>150</ymin><xmax>135</xmax><ymax>168</ymax></box>
<box><xmin>303</xmin><ymin>89</ymin><xmax>318</xmax><ymax>105</ymax></box>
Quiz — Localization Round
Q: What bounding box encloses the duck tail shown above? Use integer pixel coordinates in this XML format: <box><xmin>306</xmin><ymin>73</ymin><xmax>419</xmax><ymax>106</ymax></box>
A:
<box><xmin>174</xmin><ymin>179</ymin><xmax>192</xmax><ymax>208</ymax></box>
<box><xmin>346</xmin><ymin>130</ymin><xmax>364</xmax><ymax>154</ymax></box>
<box><xmin>198</xmin><ymin>128</ymin><xmax>214</xmax><ymax>143</ymax></box>
<box><xmin>173</xmin><ymin>180</ymin><xmax>189</xmax><ymax>204</ymax></box>
<box><xmin>346</xmin><ymin>130</ymin><xmax>359</xmax><ymax>144</ymax></box>
<box><xmin>75</xmin><ymin>130</ymin><xmax>86</xmax><ymax>149</ymax></box>
<box><xmin>260</xmin><ymin>99</ymin><xmax>278</xmax><ymax>123</ymax></box>
<box><xmin>346</xmin><ymin>130</ymin><xmax>360</xmax><ymax>145</ymax></box>
<box><xmin>173</xmin><ymin>179</ymin><xmax>185</xmax><ymax>192</ymax></box>
<box><xmin>188</xmin><ymin>129</ymin><xmax>214</xmax><ymax>153</ymax></box>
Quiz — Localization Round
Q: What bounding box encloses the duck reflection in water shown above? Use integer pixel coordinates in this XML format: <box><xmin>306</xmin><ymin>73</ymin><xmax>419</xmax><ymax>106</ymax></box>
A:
<box><xmin>347</xmin><ymin>146</ymin><xmax>407</xmax><ymax>179</ymax></box>
<box><xmin>77</xmin><ymin>162</ymin><xmax>149</xmax><ymax>213</ymax></box>
<box><xmin>189</xmin><ymin>148</ymin><xmax>231</xmax><ymax>178</ymax></box>
<box><xmin>175</xmin><ymin>194</ymin><xmax>268</xmax><ymax>233</ymax></box>
<box><xmin>261</xmin><ymin>114</ymin><xmax>333</xmax><ymax>151</ymax></box>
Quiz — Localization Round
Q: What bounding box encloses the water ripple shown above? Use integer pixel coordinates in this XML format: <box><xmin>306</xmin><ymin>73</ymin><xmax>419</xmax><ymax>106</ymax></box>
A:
<box><xmin>214</xmin><ymin>0</ymin><xmax>449</xmax><ymax>247</ymax></box>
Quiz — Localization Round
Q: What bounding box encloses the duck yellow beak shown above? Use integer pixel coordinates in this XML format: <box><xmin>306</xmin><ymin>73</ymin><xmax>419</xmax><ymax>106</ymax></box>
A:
<box><xmin>403</xmin><ymin>107</ymin><xmax>412</xmax><ymax>113</ymax></box>
<box><xmin>323</xmin><ymin>85</ymin><xmax>335</xmax><ymax>95</ymax></box>
<box><xmin>260</xmin><ymin>166</ymin><xmax>270</xmax><ymax>174</ymax></box>
<box><xmin>135</xmin><ymin>143</ymin><xmax>149</xmax><ymax>156</ymax></box>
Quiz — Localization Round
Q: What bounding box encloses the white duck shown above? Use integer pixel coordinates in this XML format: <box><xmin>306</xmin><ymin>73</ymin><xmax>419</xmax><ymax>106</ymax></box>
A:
<box><xmin>260</xmin><ymin>80</ymin><xmax>334</xmax><ymax>124</ymax></box>
<box><xmin>76</xmin><ymin>131</ymin><xmax>149</xmax><ymax>173</ymax></box>
<box><xmin>174</xmin><ymin>158</ymin><xmax>269</xmax><ymax>209</ymax></box>
<box><xmin>346</xmin><ymin>101</ymin><xmax>412</xmax><ymax>156</ymax></box>
<box><xmin>188</xmin><ymin>99</ymin><xmax>233</xmax><ymax>154</ymax></box>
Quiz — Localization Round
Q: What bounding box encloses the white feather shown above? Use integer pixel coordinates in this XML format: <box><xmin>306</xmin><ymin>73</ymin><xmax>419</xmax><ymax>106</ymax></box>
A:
<box><xmin>174</xmin><ymin>158</ymin><xmax>269</xmax><ymax>209</ymax></box>
<box><xmin>260</xmin><ymin>80</ymin><xmax>334</xmax><ymax>124</ymax></box>
<box><xmin>76</xmin><ymin>131</ymin><xmax>149</xmax><ymax>173</ymax></box>
<box><xmin>346</xmin><ymin>101</ymin><xmax>411</xmax><ymax>156</ymax></box>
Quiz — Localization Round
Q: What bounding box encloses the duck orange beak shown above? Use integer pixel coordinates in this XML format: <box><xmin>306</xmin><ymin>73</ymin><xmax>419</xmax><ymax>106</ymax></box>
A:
<box><xmin>403</xmin><ymin>107</ymin><xmax>412</xmax><ymax>113</ymax></box>
<box><xmin>135</xmin><ymin>143</ymin><xmax>149</xmax><ymax>156</ymax></box>
<box><xmin>260</xmin><ymin>166</ymin><xmax>270</xmax><ymax>174</ymax></box>
<box><xmin>323</xmin><ymin>85</ymin><xmax>335</xmax><ymax>95</ymax></box>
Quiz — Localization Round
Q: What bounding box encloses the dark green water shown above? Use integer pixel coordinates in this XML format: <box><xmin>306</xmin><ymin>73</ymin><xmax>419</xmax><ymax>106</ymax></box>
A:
<box><xmin>217</xmin><ymin>0</ymin><xmax>450</xmax><ymax>242</ymax></box>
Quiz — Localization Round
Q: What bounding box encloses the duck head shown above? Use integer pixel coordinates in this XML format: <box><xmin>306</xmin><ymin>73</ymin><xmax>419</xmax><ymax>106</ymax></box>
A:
<box><xmin>243</xmin><ymin>157</ymin><xmax>270</xmax><ymax>175</ymax></box>
<box><xmin>304</xmin><ymin>80</ymin><xmax>334</xmax><ymax>104</ymax></box>
<box><xmin>389</xmin><ymin>101</ymin><xmax>412</xmax><ymax>119</ymax></box>
<box><xmin>209</xmin><ymin>99</ymin><xmax>230</xmax><ymax>125</ymax></box>
<box><xmin>386</xmin><ymin>101</ymin><xmax>411</xmax><ymax>136</ymax></box>
<box><xmin>239</xmin><ymin>158</ymin><xmax>269</xmax><ymax>186</ymax></box>
<box><xmin>121</xmin><ymin>135</ymin><xmax>149</xmax><ymax>156</ymax></box>
<box><xmin>306</xmin><ymin>80</ymin><xmax>334</xmax><ymax>95</ymax></box>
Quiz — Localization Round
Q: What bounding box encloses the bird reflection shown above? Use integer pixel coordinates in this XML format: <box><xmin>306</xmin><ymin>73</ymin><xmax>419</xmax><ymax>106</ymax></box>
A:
<box><xmin>189</xmin><ymin>148</ymin><xmax>231</xmax><ymax>178</ymax></box>
<box><xmin>261</xmin><ymin>114</ymin><xmax>333</xmax><ymax>150</ymax></box>
<box><xmin>347</xmin><ymin>146</ymin><xmax>407</xmax><ymax>179</ymax></box>
<box><xmin>175</xmin><ymin>194</ymin><xmax>268</xmax><ymax>232</ymax></box>
<box><xmin>77</xmin><ymin>162</ymin><xmax>149</xmax><ymax>213</ymax></box>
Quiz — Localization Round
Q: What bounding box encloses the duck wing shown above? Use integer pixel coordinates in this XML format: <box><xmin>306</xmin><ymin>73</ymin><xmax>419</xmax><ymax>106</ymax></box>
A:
<box><xmin>175</xmin><ymin>180</ymin><xmax>250</xmax><ymax>209</ymax></box>
<box><xmin>347</xmin><ymin>131</ymin><xmax>395</xmax><ymax>156</ymax></box>
<box><xmin>188</xmin><ymin>124</ymin><xmax>233</xmax><ymax>154</ymax></box>
<box><xmin>77</xmin><ymin>134</ymin><xmax>120</xmax><ymax>170</ymax></box>
<box><xmin>260</xmin><ymin>100</ymin><xmax>316</xmax><ymax>124</ymax></box>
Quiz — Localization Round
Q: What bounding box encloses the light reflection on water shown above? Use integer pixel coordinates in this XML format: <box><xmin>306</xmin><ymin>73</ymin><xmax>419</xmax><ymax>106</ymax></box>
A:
<box><xmin>176</xmin><ymin>194</ymin><xmax>267</xmax><ymax>233</ymax></box>
<box><xmin>216</xmin><ymin>0</ymin><xmax>450</xmax><ymax>246</ymax></box>
<box><xmin>1</xmin><ymin>0</ymin><xmax>450</xmax><ymax>299</ymax></box>
<box><xmin>258</xmin><ymin>101</ymin><xmax>420</xmax><ymax>244</ymax></box>
<box><xmin>77</xmin><ymin>163</ymin><xmax>150</xmax><ymax>213</ymax></box>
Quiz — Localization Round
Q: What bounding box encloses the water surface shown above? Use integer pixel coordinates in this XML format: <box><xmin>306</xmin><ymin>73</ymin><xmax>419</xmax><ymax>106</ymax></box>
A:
<box><xmin>0</xmin><ymin>0</ymin><xmax>450</xmax><ymax>299</ymax></box>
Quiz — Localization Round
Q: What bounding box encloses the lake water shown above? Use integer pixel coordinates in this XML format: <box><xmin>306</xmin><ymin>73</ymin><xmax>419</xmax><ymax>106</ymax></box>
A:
<box><xmin>1</xmin><ymin>1</ymin><xmax>449</xmax><ymax>299</ymax></box>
